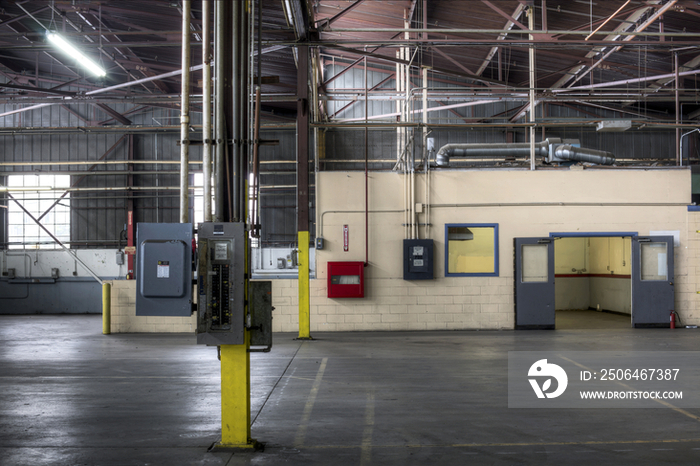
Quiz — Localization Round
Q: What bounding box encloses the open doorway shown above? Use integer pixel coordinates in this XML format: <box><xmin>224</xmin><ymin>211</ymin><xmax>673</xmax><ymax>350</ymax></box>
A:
<box><xmin>554</xmin><ymin>235</ymin><xmax>632</xmax><ymax>329</ymax></box>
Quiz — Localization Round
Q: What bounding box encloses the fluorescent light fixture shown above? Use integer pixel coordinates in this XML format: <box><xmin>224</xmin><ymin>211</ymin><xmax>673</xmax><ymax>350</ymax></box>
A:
<box><xmin>47</xmin><ymin>32</ymin><xmax>106</xmax><ymax>77</ymax></box>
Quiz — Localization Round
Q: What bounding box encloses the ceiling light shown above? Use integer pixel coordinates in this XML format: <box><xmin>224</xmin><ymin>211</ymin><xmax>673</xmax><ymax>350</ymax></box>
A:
<box><xmin>46</xmin><ymin>32</ymin><xmax>106</xmax><ymax>77</ymax></box>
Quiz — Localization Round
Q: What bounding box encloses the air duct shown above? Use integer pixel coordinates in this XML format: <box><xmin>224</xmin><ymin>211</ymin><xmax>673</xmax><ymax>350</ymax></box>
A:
<box><xmin>435</xmin><ymin>138</ymin><xmax>615</xmax><ymax>166</ymax></box>
<box><xmin>553</xmin><ymin>145</ymin><xmax>615</xmax><ymax>165</ymax></box>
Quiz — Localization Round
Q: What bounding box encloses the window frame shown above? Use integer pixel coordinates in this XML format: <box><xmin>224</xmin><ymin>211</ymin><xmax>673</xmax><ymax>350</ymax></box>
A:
<box><xmin>444</xmin><ymin>223</ymin><xmax>499</xmax><ymax>277</ymax></box>
<box><xmin>6</xmin><ymin>174</ymin><xmax>71</xmax><ymax>250</ymax></box>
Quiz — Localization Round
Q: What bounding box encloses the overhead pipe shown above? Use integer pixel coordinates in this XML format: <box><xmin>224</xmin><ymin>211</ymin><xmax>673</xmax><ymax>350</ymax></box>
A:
<box><xmin>553</xmin><ymin>145</ymin><xmax>615</xmax><ymax>165</ymax></box>
<box><xmin>202</xmin><ymin>0</ymin><xmax>212</xmax><ymax>222</ymax></box>
<box><xmin>435</xmin><ymin>138</ymin><xmax>615</xmax><ymax>166</ymax></box>
<box><xmin>436</xmin><ymin>141</ymin><xmax>550</xmax><ymax>166</ymax></box>
<box><xmin>179</xmin><ymin>0</ymin><xmax>192</xmax><ymax>224</ymax></box>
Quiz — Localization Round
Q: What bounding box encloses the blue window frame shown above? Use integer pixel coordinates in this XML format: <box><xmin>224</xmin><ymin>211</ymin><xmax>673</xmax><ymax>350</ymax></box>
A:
<box><xmin>445</xmin><ymin>223</ymin><xmax>499</xmax><ymax>277</ymax></box>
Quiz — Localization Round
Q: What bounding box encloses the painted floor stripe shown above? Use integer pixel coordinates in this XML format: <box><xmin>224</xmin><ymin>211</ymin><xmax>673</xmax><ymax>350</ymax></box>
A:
<box><xmin>303</xmin><ymin>437</ymin><xmax>700</xmax><ymax>450</ymax></box>
<box><xmin>293</xmin><ymin>357</ymin><xmax>328</xmax><ymax>448</ymax></box>
<box><xmin>360</xmin><ymin>389</ymin><xmax>375</xmax><ymax>466</ymax></box>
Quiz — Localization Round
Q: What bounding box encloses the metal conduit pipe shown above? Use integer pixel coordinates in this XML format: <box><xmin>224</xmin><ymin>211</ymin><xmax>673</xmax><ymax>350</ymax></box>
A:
<box><xmin>436</xmin><ymin>141</ymin><xmax>549</xmax><ymax>166</ymax></box>
<box><xmin>202</xmin><ymin>0</ymin><xmax>212</xmax><ymax>222</ymax></box>
<box><xmin>179</xmin><ymin>0</ymin><xmax>192</xmax><ymax>224</ymax></box>
<box><xmin>554</xmin><ymin>145</ymin><xmax>615</xmax><ymax>165</ymax></box>
<box><xmin>213</xmin><ymin>0</ymin><xmax>225</xmax><ymax>222</ymax></box>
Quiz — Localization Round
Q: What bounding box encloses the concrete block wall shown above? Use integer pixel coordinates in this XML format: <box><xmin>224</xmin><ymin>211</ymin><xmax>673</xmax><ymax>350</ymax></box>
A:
<box><xmin>679</xmin><ymin>210</ymin><xmax>700</xmax><ymax>324</ymax></box>
<box><xmin>108</xmin><ymin>280</ymin><xmax>195</xmax><ymax>333</ymax></box>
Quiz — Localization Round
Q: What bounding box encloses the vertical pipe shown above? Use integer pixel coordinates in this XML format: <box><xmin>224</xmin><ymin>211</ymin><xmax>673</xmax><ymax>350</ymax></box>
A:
<box><xmin>240</xmin><ymin>0</ymin><xmax>251</xmax><ymax>222</ymax></box>
<box><xmin>202</xmin><ymin>0</ymin><xmax>212</xmax><ymax>222</ymax></box>
<box><xmin>214</xmin><ymin>0</ymin><xmax>225</xmax><ymax>222</ymax></box>
<box><xmin>364</xmin><ymin>57</ymin><xmax>369</xmax><ymax>265</ymax></box>
<box><xmin>231</xmin><ymin>0</ymin><xmax>241</xmax><ymax>221</ymax></box>
<box><xmin>179</xmin><ymin>0</ymin><xmax>191</xmax><ymax>223</ymax></box>
<box><xmin>422</xmin><ymin>67</ymin><xmax>428</xmax><ymax>239</ymax></box>
<box><xmin>528</xmin><ymin>5</ymin><xmax>536</xmax><ymax>171</ymax></box>
<box><xmin>102</xmin><ymin>282</ymin><xmax>111</xmax><ymax>335</ymax></box>
<box><xmin>252</xmin><ymin>87</ymin><xmax>261</xmax><ymax>236</ymax></box>
<box><xmin>675</xmin><ymin>52</ymin><xmax>681</xmax><ymax>166</ymax></box>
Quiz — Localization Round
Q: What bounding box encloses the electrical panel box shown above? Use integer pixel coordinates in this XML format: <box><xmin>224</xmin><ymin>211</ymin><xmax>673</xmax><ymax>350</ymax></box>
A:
<box><xmin>327</xmin><ymin>261</ymin><xmax>365</xmax><ymax>298</ymax></box>
<box><xmin>135</xmin><ymin>223</ymin><xmax>193</xmax><ymax>317</ymax></box>
<box><xmin>403</xmin><ymin>239</ymin><xmax>434</xmax><ymax>280</ymax></box>
<box><xmin>196</xmin><ymin>222</ymin><xmax>246</xmax><ymax>346</ymax></box>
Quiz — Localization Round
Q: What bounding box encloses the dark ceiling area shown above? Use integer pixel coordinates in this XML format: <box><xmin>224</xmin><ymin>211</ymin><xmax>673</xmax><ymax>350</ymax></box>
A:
<box><xmin>0</xmin><ymin>0</ymin><xmax>699</xmax><ymax>126</ymax></box>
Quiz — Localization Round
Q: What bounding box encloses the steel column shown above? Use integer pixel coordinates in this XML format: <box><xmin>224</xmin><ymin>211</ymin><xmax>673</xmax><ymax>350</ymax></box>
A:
<box><xmin>297</xmin><ymin>44</ymin><xmax>311</xmax><ymax>340</ymax></box>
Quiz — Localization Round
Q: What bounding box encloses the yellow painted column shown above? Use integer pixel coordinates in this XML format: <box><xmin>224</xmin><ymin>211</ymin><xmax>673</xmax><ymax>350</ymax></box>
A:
<box><xmin>219</xmin><ymin>336</ymin><xmax>252</xmax><ymax>448</ymax></box>
<box><xmin>298</xmin><ymin>231</ymin><xmax>311</xmax><ymax>339</ymax></box>
<box><xmin>102</xmin><ymin>282</ymin><xmax>111</xmax><ymax>335</ymax></box>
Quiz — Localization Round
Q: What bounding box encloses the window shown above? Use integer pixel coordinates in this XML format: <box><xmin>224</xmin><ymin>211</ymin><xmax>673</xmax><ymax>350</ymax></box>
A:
<box><xmin>192</xmin><ymin>172</ymin><xmax>215</xmax><ymax>227</ymax></box>
<box><xmin>445</xmin><ymin>224</ymin><xmax>499</xmax><ymax>276</ymax></box>
<box><xmin>7</xmin><ymin>174</ymin><xmax>70</xmax><ymax>249</ymax></box>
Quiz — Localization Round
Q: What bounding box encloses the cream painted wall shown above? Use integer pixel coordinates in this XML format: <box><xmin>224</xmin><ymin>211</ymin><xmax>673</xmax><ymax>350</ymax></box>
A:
<box><xmin>310</xmin><ymin>168</ymin><xmax>694</xmax><ymax>331</ymax></box>
<box><xmin>108</xmin><ymin>167</ymin><xmax>698</xmax><ymax>333</ymax></box>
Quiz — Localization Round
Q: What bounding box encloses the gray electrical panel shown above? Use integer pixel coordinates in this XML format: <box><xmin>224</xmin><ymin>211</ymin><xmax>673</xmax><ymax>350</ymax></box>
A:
<box><xmin>403</xmin><ymin>239</ymin><xmax>434</xmax><ymax>280</ymax></box>
<box><xmin>196</xmin><ymin>222</ymin><xmax>246</xmax><ymax>345</ymax></box>
<box><xmin>135</xmin><ymin>223</ymin><xmax>193</xmax><ymax>317</ymax></box>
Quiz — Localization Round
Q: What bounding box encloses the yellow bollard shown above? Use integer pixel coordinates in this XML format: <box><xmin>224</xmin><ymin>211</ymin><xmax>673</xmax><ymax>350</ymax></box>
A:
<box><xmin>102</xmin><ymin>282</ymin><xmax>111</xmax><ymax>335</ymax></box>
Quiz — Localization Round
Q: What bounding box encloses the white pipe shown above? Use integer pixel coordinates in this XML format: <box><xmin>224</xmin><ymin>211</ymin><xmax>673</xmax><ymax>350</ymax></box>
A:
<box><xmin>213</xmin><ymin>0</ymin><xmax>225</xmax><ymax>222</ymax></box>
<box><xmin>179</xmin><ymin>0</ymin><xmax>192</xmax><ymax>224</ymax></box>
<box><xmin>202</xmin><ymin>0</ymin><xmax>212</xmax><ymax>222</ymax></box>
<box><xmin>528</xmin><ymin>6</ymin><xmax>536</xmax><ymax>171</ymax></box>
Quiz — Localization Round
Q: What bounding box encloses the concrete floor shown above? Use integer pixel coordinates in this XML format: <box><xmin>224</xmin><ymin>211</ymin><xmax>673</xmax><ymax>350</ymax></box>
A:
<box><xmin>556</xmin><ymin>309</ymin><xmax>632</xmax><ymax>329</ymax></box>
<box><xmin>1</xmin><ymin>315</ymin><xmax>699</xmax><ymax>466</ymax></box>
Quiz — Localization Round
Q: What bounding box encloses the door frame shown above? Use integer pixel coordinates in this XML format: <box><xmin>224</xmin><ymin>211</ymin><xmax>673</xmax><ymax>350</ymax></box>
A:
<box><xmin>548</xmin><ymin>231</ymin><xmax>638</xmax><ymax>327</ymax></box>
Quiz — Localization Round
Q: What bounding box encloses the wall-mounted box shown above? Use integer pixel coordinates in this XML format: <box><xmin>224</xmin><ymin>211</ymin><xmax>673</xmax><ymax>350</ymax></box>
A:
<box><xmin>135</xmin><ymin>223</ymin><xmax>193</xmax><ymax>317</ymax></box>
<box><xmin>403</xmin><ymin>239</ymin><xmax>434</xmax><ymax>280</ymax></box>
<box><xmin>327</xmin><ymin>261</ymin><xmax>364</xmax><ymax>298</ymax></box>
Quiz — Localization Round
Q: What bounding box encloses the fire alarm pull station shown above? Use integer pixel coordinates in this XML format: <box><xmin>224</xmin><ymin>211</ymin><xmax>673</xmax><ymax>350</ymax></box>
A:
<box><xmin>403</xmin><ymin>239</ymin><xmax>434</xmax><ymax>280</ymax></box>
<box><xmin>327</xmin><ymin>261</ymin><xmax>365</xmax><ymax>298</ymax></box>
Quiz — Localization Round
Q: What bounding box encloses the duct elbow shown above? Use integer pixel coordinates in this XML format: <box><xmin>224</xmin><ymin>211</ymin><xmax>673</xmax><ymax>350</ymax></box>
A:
<box><xmin>436</xmin><ymin>150</ymin><xmax>450</xmax><ymax>167</ymax></box>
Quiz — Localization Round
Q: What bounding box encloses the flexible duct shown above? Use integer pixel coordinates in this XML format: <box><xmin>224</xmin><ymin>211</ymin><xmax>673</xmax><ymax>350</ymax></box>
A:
<box><xmin>554</xmin><ymin>145</ymin><xmax>615</xmax><ymax>165</ymax></box>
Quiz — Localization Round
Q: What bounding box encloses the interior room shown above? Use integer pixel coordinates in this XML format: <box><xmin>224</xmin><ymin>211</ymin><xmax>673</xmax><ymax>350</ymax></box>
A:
<box><xmin>555</xmin><ymin>235</ymin><xmax>633</xmax><ymax>329</ymax></box>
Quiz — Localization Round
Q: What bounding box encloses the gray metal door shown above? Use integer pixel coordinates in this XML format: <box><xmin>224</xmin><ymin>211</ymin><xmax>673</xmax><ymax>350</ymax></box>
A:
<box><xmin>631</xmin><ymin>236</ymin><xmax>675</xmax><ymax>328</ymax></box>
<box><xmin>515</xmin><ymin>238</ymin><xmax>555</xmax><ymax>329</ymax></box>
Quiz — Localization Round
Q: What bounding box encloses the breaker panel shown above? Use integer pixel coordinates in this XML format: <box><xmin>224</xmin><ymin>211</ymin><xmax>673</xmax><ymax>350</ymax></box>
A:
<box><xmin>403</xmin><ymin>239</ymin><xmax>434</xmax><ymax>280</ymax></box>
<box><xmin>196</xmin><ymin>222</ymin><xmax>246</xmax><ymax>345</ymax></box>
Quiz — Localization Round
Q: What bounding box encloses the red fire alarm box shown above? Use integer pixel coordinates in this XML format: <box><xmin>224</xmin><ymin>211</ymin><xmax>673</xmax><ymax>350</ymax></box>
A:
<box><xmin>327</xmin><ymin>261</ymin><xmax>365</xmax><ymax>298</ymax></box>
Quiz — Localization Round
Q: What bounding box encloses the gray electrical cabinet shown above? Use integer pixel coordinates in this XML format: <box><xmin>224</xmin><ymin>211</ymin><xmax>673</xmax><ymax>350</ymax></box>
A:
<box><xmin>196</xmin><ymin>222</ymin><xmax>247</xmax><ymax>345</ymax></box>
<box><xmin>403</xmin><ymin>239</ymin><xmax>434</xmax><ymax>280</ymax></box>
<box><xmin>135</xmin><ymin>223</ymin><xmax>193</xmax><ymax>317</ymax></box>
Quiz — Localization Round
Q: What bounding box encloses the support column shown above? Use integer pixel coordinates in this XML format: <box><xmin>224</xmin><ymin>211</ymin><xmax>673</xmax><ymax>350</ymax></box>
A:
<box><xmin>220</xmin><ymin>340</ymin><xmax>252</xmax><ymax>448</ymax></box>
<box><xmin>297</xmin><ymin>44</ymin><xmax>311</xmax><ymax>340</ymax></box>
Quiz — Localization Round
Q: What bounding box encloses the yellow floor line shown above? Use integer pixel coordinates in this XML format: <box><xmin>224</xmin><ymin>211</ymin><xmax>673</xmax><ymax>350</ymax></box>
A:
<box><xmin>293</xmin><ymin>357</ymin><xmax>328</xmax><ymax>448</ymax></box>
